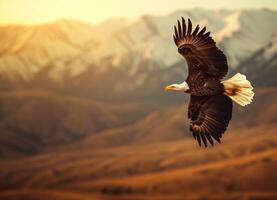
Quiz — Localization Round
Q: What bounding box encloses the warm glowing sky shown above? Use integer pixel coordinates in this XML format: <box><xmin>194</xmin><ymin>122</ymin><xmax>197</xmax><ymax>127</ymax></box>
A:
<box><xmin>0</xmin><ymin>0</ymin><xmax>276</xmax><ymax>25</ymax></box>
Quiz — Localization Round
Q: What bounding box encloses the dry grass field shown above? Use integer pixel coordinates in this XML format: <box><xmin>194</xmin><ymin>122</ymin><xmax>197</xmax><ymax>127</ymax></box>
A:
<box><xmin>0</xmin><ymin>89</ymin><xmax>276</xmax><ymax>200</ymax></box>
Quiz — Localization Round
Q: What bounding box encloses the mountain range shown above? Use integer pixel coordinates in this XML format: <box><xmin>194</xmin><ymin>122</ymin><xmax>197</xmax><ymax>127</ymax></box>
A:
<box><xmin>0</xmin><ymin>8</ymin><xmax>276</xmax><ymax>101</ymax></box>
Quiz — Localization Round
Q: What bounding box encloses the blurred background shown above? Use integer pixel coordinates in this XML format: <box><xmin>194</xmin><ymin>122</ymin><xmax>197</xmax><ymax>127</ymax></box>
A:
<box><xmin>0</xmin><ymin>0</ymin><xmax>276</xmax><ymax>199</ymax></box>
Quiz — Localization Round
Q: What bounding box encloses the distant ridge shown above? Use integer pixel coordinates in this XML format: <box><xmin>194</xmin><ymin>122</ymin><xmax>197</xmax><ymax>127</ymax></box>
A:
<box><xmin>0</xmin><ymin>9</ymin><xmax>276</xmax><ymax>101</ymax></box>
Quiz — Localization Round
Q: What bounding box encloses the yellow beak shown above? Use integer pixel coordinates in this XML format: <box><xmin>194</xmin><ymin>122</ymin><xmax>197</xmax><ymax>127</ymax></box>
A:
<box><xmin>164</xmin><ymin>85</ymin><xmax>173</xmax><ymax>91</ymax></box>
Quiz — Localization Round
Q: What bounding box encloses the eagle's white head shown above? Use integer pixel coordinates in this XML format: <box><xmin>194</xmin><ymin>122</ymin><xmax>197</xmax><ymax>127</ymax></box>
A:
<box><xmin>164</xmin><ymin>81</ymin><xmax>189</xmax><ymax>92</ymax></box>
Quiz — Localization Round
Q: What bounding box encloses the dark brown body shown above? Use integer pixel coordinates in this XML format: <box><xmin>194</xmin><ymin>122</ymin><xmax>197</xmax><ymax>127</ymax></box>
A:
<box><xmin>186</xmin><ymin>70</ymin><xmax>224</xmax><ymax>96</ymax></box>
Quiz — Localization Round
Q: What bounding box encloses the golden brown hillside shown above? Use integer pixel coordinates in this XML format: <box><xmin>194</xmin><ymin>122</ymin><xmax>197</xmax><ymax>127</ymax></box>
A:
<box><xmin>0</xmin><ymin>124</ymin><xmax>276</xmax><ymax>200</ymax></box>
<box><xmin>0</xmin><ymin>88</ymin><xmax>276</xmax><ymax>200</ymax></box>
<box><xmin>0</xmin><ymin>90</ymin><xmax>153</xmax><ymax>158</ymax></box>
<box><xmin>69</xmin><ymin>88</ymin><xmax>277</xmax><ymax>150</ymax></box>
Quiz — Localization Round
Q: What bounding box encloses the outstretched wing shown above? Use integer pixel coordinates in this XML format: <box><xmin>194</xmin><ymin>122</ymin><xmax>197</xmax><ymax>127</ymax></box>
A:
<box><xmin>173</xmin><ymin>18</ymin><xmax>228</xmax><ymax>80</ymax></box>
<box><xmin>188</xmin><ymin>95</ymin><xmax>233</xmax><ymax>147</ymax></box>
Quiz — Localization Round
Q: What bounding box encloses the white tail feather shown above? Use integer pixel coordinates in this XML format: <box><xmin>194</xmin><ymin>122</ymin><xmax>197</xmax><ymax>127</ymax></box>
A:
<box><xmin>221</xmin><ymin>73</ymin><xmax>254</xmax><ymax>106</ymax></box>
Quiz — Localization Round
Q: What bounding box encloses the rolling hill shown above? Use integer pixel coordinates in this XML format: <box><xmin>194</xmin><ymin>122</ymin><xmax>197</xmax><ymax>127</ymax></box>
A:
<box><xmin>0</xmin><ymin>90</ymin><xmax>153</xmax><ymax>158</ymax></box>
<box><xmin>0</xmin><ymin>122</ymin><xmax>276</xmax><ymax>200</ymax></box>
<box><xmin>0</xmin><ymin>88</ymin><xmax>276</xmax><ymax>200</ymax></box>
<box><xmin>68</xmin><ymin>88</ymin><xmax>277</xmax><ymax>151</ymax></box>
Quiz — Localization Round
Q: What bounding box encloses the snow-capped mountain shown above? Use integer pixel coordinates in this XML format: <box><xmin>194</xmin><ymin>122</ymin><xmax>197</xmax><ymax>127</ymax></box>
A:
<box><xmin>0</xmin><ymin>9</ymin><xmax>276</xmax><ymax>100</ymax></box>
<box><xmin>236</xmin><ymin>31</ymin><xmax>277</xmax><ymax>87</ymax></box>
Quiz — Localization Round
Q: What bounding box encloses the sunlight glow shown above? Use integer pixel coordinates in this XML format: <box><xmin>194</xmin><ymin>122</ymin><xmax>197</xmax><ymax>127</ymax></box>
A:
<box><xmin>0</xmin><ymin>0</ymin><xmax>276</xmax><ymax>25</ymax></box>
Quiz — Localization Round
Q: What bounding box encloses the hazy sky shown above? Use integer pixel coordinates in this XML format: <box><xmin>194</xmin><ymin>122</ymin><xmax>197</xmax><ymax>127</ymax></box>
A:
<box><xmin>0</xmin><ymin>0</ymin><xmax>276</xmax><ymax>25</ymax></box>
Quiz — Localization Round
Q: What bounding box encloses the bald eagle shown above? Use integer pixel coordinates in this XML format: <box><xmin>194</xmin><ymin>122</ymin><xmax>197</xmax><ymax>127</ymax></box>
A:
<box><xmin>165</xmin><ymin>18</ymin><xmax>254</xmax><ymax>147</ymax></box>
